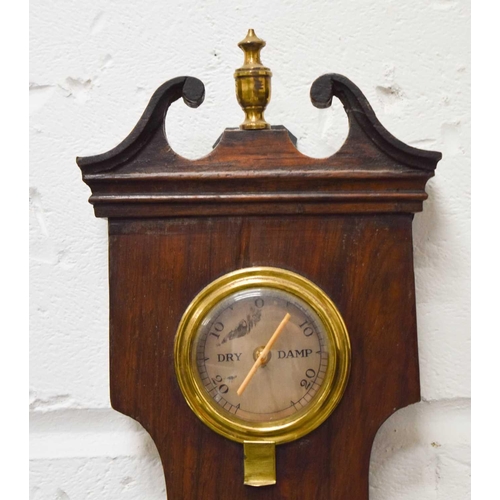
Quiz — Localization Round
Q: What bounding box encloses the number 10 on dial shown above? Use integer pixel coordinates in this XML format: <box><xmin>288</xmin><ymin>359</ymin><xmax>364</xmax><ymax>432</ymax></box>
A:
<box><xmin>174</xmin><ymin>267</ymin><xmax>351</xmax><ymax>486</ymax></box>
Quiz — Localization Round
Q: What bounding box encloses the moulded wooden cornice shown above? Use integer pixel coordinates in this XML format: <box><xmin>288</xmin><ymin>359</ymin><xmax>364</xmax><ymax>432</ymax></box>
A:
<box><xmin>76</xmin><ymin>74</ymin><xmax>441</xmax><ymax>218</ymax></box>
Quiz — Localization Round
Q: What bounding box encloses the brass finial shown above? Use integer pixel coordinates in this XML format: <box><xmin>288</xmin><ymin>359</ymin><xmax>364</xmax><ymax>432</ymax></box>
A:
<box><xmin>234</xmin><ymin>29</ymin><xmax>272</xmax><ymax>130</ymax></box>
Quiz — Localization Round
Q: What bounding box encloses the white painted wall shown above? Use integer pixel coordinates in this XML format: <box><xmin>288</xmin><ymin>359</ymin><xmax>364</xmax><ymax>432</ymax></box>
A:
<box><xmin>30</xmin><ymin>0</ymin><xmax>470</xmax><ymax>498</ymax></box>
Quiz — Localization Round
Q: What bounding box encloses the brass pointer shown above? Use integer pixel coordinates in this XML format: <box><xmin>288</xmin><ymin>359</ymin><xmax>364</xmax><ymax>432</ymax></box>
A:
<box><xmin>236</xmin><ymin>313</ymin><xmax>291</xmax><ymax>396</ymax></box>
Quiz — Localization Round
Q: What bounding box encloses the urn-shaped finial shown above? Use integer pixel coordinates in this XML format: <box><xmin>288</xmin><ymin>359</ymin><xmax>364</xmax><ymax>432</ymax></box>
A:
<box><xmin>234</xmin><ymin>29</ymin><xmax>272</xmax><ymax>130</ymax></box>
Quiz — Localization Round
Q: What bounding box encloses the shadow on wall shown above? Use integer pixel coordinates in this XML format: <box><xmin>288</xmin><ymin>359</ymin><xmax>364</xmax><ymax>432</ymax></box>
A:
<box><xmin>369</xmin><ymin>399</ymin><xmax>470</xmax><ymax>499</ymax></box>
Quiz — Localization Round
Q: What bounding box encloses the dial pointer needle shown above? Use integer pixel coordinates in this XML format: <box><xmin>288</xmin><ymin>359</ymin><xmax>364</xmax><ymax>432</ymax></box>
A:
<box><xmin>236</xmin><ymin>313</ymin><xmax>291</xmax><ymax>396</ymax></box>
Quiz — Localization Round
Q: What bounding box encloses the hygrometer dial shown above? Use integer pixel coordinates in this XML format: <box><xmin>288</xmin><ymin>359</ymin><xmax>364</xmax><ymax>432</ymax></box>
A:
<box><xmin>196</xmin><ymin>287</ymin><xmax>329</xmax><ymax>423</ymax></box>
<box><xmin>174</xmin><ymin>267</ymin><xmax>350</xmax><ymax>444</ymax></box>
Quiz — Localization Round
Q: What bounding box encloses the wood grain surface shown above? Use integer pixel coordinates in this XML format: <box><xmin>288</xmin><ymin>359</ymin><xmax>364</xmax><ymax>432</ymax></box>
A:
<box><xmin>77</xmin><ymin>74</ymin><xmax>441</xmax><ymax>499</ymax></box>
<box><xmin>109</xmin><ymin>215</ymin><xmax>419</xmax><ymax>499</ymax></box>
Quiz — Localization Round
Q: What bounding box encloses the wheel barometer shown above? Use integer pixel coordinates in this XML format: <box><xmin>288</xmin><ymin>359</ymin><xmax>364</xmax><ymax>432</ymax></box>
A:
<box><xmin>77</xmin><ymin>29</ymin><xmax>441</xmax><ymax>499</ymax></box>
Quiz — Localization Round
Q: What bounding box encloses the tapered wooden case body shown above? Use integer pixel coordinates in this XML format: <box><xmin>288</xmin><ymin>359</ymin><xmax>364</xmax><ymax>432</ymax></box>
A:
<box><xmin>77</xmin><ymin>75</ymin><xmax>440</xmax><ymax>499</ymax></box>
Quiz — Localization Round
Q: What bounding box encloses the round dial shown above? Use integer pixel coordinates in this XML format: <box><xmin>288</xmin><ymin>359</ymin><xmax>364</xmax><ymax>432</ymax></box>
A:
<box><xmin>196</xmin><ymin>288</ymin><xmax>328</xmax><ymax>423</ymax></box>
<box><xmin>174</xmin><ymin>267</ymin><xmax>350</xmax><ymax>444</ymax></box>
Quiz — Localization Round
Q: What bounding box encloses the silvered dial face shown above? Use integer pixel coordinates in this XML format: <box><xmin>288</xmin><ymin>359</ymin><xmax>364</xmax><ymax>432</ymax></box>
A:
<box><xmin>194</xmin><ymin>287</ymin><xmax>330</xmax><ymax>423</ymax></box>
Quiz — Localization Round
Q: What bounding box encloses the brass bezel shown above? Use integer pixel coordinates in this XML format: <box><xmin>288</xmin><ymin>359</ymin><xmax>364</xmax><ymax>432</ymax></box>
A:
<box><xmin>174</xmin><ymin>267</ymin><xmax>350</xmax><ymax>445</ymax></box>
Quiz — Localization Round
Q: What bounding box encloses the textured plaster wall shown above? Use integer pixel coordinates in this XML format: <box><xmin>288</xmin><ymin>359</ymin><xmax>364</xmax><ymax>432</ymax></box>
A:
<box><xmin>30</xmin><ymin>0</ymin><xmax>470</xmax><ymax>498</ymax></box>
